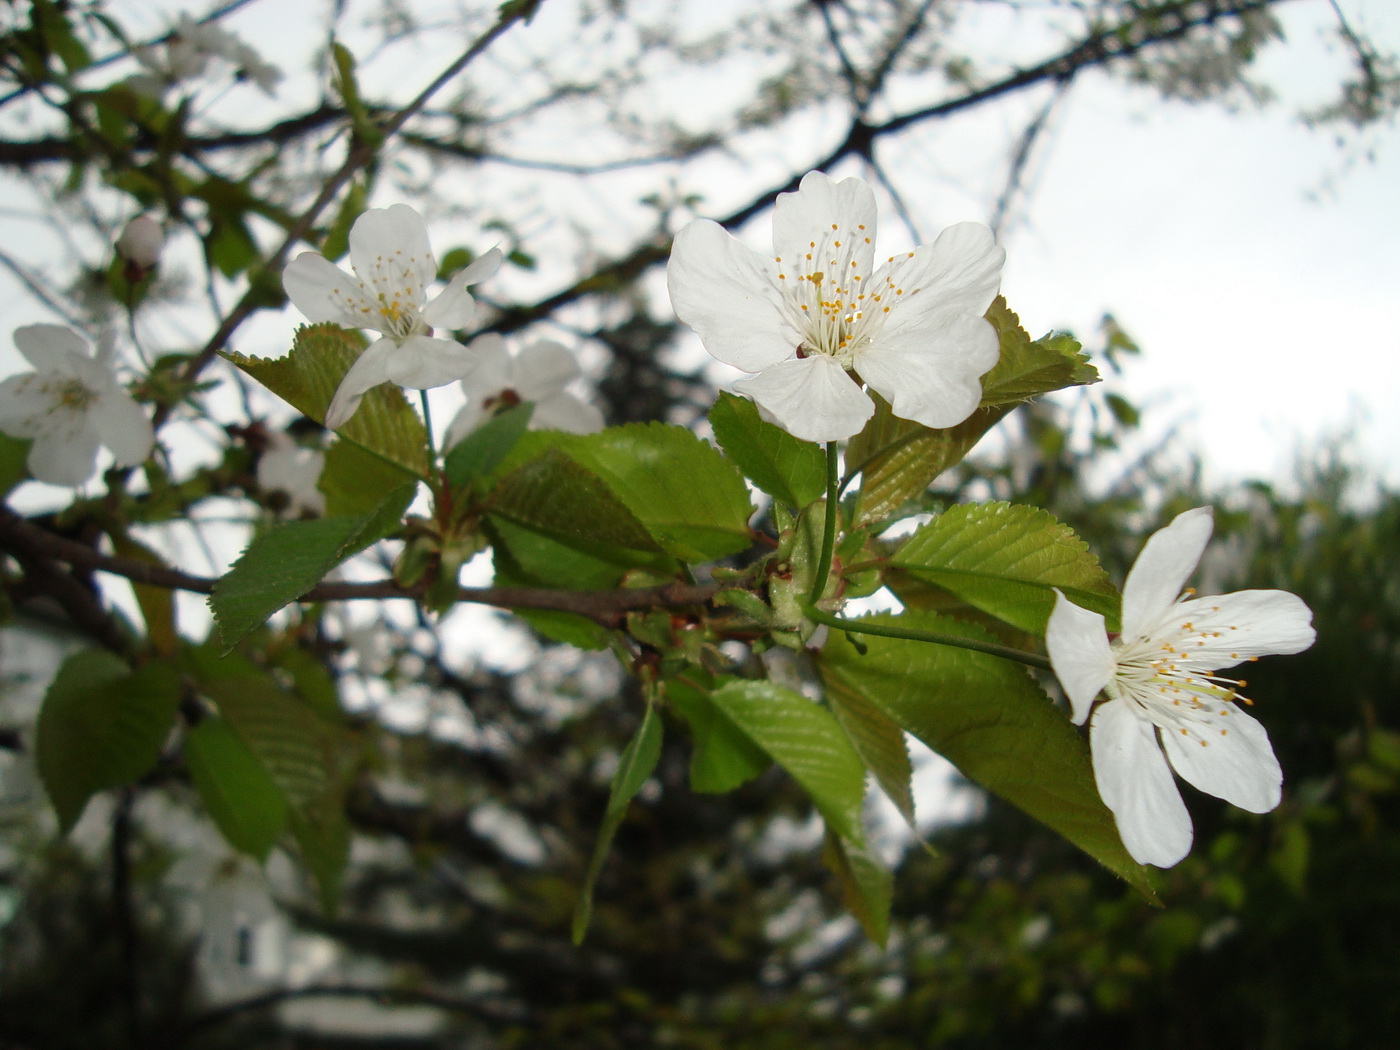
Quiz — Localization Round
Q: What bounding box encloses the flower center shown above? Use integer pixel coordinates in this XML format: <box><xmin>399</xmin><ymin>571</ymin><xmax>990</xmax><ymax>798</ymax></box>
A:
<box><xmin>54</xmin><ymin>378</ymin><xmax>96</xmax><ymax>411</ymax></box>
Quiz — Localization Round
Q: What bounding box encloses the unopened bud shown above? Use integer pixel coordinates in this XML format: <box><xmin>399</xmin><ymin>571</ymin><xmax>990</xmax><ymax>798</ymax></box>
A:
<box><xmin>116</xmin><ymin>215</ymin><xmax>165</xmax><ymax>272</ymax></box>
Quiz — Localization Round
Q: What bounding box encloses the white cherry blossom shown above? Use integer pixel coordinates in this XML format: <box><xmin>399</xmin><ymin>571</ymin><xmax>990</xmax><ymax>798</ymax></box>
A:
<box><xmin>283</xmin><ymin>205</ymin><xmax>502</xmax><ymax>429</ymax></box>
<box><xmin>1045</xmin><ymin>507</ymin><xmax>1316</xmax><ymax>867</ymax></box>
<box><xmin>0</xmin><ymin>325</ymin><xmax>154</xmax><ymax>487</ymax></box>
<box><xmin>445</xmin><ymin>335</ymin><xmax>603</xmax><ymax>446</ymax></box>
<box><xmin>666</xmin><ymin>170</ymin><xmax>1005</xmax><ymax>443</ymax></box>
<box><xmin>256</xmin><ymin>430</ymin><xmax>326</xmax><ymax>517</ymax></box>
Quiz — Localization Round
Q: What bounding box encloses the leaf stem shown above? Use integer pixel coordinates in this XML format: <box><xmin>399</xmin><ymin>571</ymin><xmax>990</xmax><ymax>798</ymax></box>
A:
<box><xmin>809</xmin><ymin>441</ymin><xmax>840</xmax><ymax>605</ymax></box>
<box><xmin>805</xmin><ymin>606</ymin><xmax>1052</xmax><ymax>671</ymax></box>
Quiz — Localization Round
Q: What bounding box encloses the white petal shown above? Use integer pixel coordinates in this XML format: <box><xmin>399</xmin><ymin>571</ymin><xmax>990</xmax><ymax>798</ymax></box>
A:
<box><xmin>0</xmin><ymin>374</ymin><xmax>51</xmax><ymax>436</ymax></box>
<box><xmin>1091</xmin><ymin>700</ymin><xmax>1194</xmax><ymax>867</ymax></box>
<box><xmin>383</xmin><ymin>334</ymin><xmax>473</xmax><ymax>390</ymax></box>
<box><xmin>1045</xmin><ymin>590</ymin><xmax>1116</xmax><ymax>725</ymax></box>
<box><xmin>855</xmin><ymin>311</ymin><xmax>999</xmax><ymax>429</ymax></box>
<box><xmin>348</xmin><ymin>204</ymin><xmax>436</xmax><ymax>296</ymax></box>
<box><xmin>325</xmin><ymin>338</ymin><xmax>394</xmax><ymax>429</ymax></box>
<box><xmin>461</xmin><ymin>334</ymin><xmax>512</xmax><ymax>394</ymax></box>
<box><xmin>1121</xmin><ymin>507</ymin><xmax>1213</xmax><ymax>640</ymax></box>
<box><xmin>667</xmin><ymin>220</ymin><xmax>797</xmax><ymax>373</ymax></box>
<box><xmin>28</xmin><ymin>425</ymin><xmax>101</xmax><ymax>487</ymax></box>
<box><xmin>513</xmin><ymin>341</ymin><xmax>581</xmax><ymax>401</ymax></box>
<box><xmin>90</xmin><ymin>388</ymin><xmax>154</xmax><ymax>467</ymax></box>
<box><xmin>13</xmin><ymin>324</ymin><xmax>91</xmax><ymax>372</ymax></box>
<box><xmin>772</xmin><ymin>171</ymin><xmax>877</xmax><ymax>277</ymax></box>
<box><xmin>1159</xmin><ymin>702</ymin><xmax>1282</xmax><ymax>814</ymax></box>
<box><xmin>733</xmin><ymin>356</ymin><xmax>873</xmax><ymax>442</ymax></box>
<box><xmin>877</xmin><ymin>222</ymin><xmax>1004</xmax><ymax>333</ymax></box>
<box><xmin>282</xmin><ymin>252</ymin><xmax>365</xmax><ymax>327</ymax></box>
<box><xmin>1170</xmin><ymin>589</ymin><xmax>1316</xmax><ymax>666</ymax></box>
<box><xmin>421</xmin><ymin>246</ymin><xmax>502</xmax><ymax>330</ymax></box>
<box><xmin>533</xmin><ymin>392</ymin><xmax>604</xmax><ymax>434</ymax></box>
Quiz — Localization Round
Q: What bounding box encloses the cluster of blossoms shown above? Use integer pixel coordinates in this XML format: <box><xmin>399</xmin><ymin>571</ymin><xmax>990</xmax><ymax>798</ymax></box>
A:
<box><xmin>0</xmin><ymin>175</ymin><xmax>1317</xmax><ymax>872</ymax></box>
<box><xmin>132</xmin><ymin>13</ymin><xmax>281</xmax><ymax>98</ymax></box>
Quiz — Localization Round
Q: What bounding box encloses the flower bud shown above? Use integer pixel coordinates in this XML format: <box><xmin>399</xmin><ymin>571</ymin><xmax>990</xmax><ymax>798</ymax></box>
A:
<box><xmin>116</xmin><ymin>215</ymin><xmax>165</xmax><ymax>272</ymax></box>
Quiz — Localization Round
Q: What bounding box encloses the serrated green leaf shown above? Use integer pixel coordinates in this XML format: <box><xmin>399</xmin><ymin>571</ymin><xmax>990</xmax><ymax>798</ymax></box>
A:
<box><xmin>666</xmin><ymin>678</ymin><xmax>772</xmax><ymax>793</ymax></box>
<box><xmin>226</xmin><ymin>325</ymin><xmax>430</xmax><ymax>478</ymax></box>
<box><xmin>199</xmin><ymin>674</ymin><xmax>332</xmax><ymax>807</ymax></box>
<box><xmin>573</xmin><ymin>704</ymin><xmax>663</xmax><ymax>943</ymax></box>
<box><xmin>826</xmin><ymin>681</ymin><xmax>915</xmax><ymax>830</ymax></box>
<box><xmin>817</xmin><ymin>612</ymin><xmax>1155</xmax><ymax>898</ymax></box>
<box><xmin>848</xmin><ymin>392</ymin><xmax>1013</xmax><ymax>526</ymax></box>
<box><xmin>210</xmin><ymin>483</ymin><xmax>414</xmax><ymax>649</ymax></box>
<box><xmin>565</xmin><ymin>424</ymin><xmax>755</xmax><ymax>562</ymax></box>
<box><xmin>489</xmin><ymin>449</ymin><xmax>668</xmax><ymax>559</ymax></box>
<box><xmin>35</xmin><ymin>652</ymin><xmax>180</xmax><ymax>832</ymax></box>
<box><xmin>319</xmin><ymin>436</ymin><xmax>418</xmax><ymax>519</ymax></box>
<box><xmin>445</xmin><ymin>402</ymin><xmax>534</xmax><ymax>490</ymax></box>
<box><xmin>979</xmin><ymin>297</ymin><xmax>1099</xmax><ymax>407</ymax></box>
<box><xmin>890</xmin><ymin>502</ymin><xmax>1118</xmax><ymax>633</ymax></box>
<box><xmin>821</xmin><ymin>826</ymin><xmax>893</xmax><ymax>946</ymax></box>
<box><xmin>707</xmin><ymin>679</ymin><xmax>867</xmax><ymax>843</ymax></box>
<box><xmin>186</xmin><ymin>717</ymin><xmax>289</xmax><ymax>861</ymax></box>
<box><xmin>709</xmin><ymin>392</ymin><xmax>826</xmax><ymax>510</ymax></box>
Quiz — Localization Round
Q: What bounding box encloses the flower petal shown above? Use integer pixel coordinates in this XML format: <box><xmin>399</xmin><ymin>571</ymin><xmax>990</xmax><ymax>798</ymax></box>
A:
<box><xmin>875</xmin><ymin>222</ymin><xmax>1004</xmax><ymax>334</ymax></box>
<box><xmin>1121</xmin><ymin>507</ymin><xmax>1213</xmax><ymax>640</ymax></box>
<box><xmin>90</xmin><ymin>387</ymin><xmax>154</xmax><ymax>467</ymax></box>
<box><xmin>855</xmin><ymin>311</ymin><xmax>999</xmax><ymax>429</ymax></box>
<box><xmin>1091</xmin><ymin>700</ymin><xmax>1194</xmax><ymax>867</ymax></box>
<box><xmin>772</xmin><ymin>171</ymin><xmax>877</xmax><ymax>278</ymax></box>
<box><xmin>513</xmin><ymin>340</ymin><xmax>581</xmax><ymax>401</ymax></box>
<box><xmin>667</xmin><ymin>219</ymin><xmax>796</xmax><ymax>373</ymax></box>
<box><xmin>0</xmin><ymin>374</ymin><xmax>52</xmax><ymax>437</ymax></box>
<box><xmin>325</xmin><ymin>338</ymin><xmax>394</xmax><ymax>429</ymax></box>
<box><xmin>1045</xmin><ymin>590</ymin><xmax>1116</xmax><ymax>725</ymax></box>
<box><xmin>1169</xmin><ymin>589</ymin><xmax>1316</xmax><ymax>667</ymax></box>
<box><xmin>348</xmin><ymin>204</ymin><xmax>436</xmax><ymax>298</ymax></box>
<box><xmin>383</xmin><ymin>334</ymin><xmax>473</xmax><ymax>390</ymax></box>
<box><xmin>282</xmin><ymin>252</ymin><xmax>365</xmax><ymax>327</ymax></box>
<box><xmin>533</xmin><ymin>393</ymin><xmax>604</xmax><ymax>434</ymax></box>
<box><xmin>28</xmin><ymin>422</ymin><xmax>101</xmax><ymax>487</ymax></box>
<box><xmin>733</xmin><ymin>356</ymin><xmax>873</xmax><ymax>442</ymax></box>
<box><xmin>1159</xmin><ymin>701</ymin><xmax>1282</xmax><ymax>814</ymax></box>
<box><xmin>13</xmin><ymin>324</ymin><xmax>91</xmax><ymax>371</ymax></box>
<box><xmin>421</xmin><ymin>246</ymin><xmax>502</xmax><ymax>330</ymax></box>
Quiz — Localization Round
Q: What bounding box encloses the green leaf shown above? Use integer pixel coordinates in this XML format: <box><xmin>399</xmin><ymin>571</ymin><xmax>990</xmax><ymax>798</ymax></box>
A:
<box><xmin>186</xmin><ymin>717</ymin><xmax>289</xmax><ymax>861</ymax></box>
<box><xmin>445</xmin><ymin>402</ymin><xmax>534</xmax><ymax>490</ymax></box>
<box><xmin>319</xmin><ymin>182</ymin><xmax>368</xmax><ymax>262</ymax></box>
<box><xmin>666</xmin><ymin>678</ymin><xmax>772</xmax><ymax>793</ymax></box>
<box><xmin>707</xmin><ymin>679</ymin><xmax>867</xmax><ymax>843</ymax></box>
<box><xmin>210</xmin><ymin>483</ymin><xmax>414</xmax><ymax>649</ymax></box>
<box><xmin>709</xmin><ymin>392</ymin><xmax>826</xmax><ymax>509</ymax></box>
<box><xmin>889</xmin><ymin>502</ymin><xmax>1118</xmax><ymax>633</ymax></box>
<box><xmin>0</xmin><ymin>433</ymin><xmax>31</xmax><ymax>496</ymax></box>
<box><xmin>847</xmin><ymin>393</ymin><xmax>1013</xmax><ymax>526</ymax></box>
<box><xmin>826</xmin><ymin>680</ymin><xmax>916</xmax><ymax>831</ymax></box>
<box><xmin>978</xmin><ymin>297</ymin><xmax>1099</xmax><ymax>407</ymax></box>
<box><xmin>821</xmin><ymin>826</ymin><xmax>893</xmax><ymax>946</ymax></box>
<box><xmin>109</xmin><ymin>534</ymin><xmax>179</xmax><ymax>655</ymax></box>
<box><xmin>318</xmin><ymin>437</ymin><xmax>418</xmax><ymax>519</ymax></box>
<box><xmin>573</xmin><ymin>704</ymin><xmax>663</xmax><ymax>943</ymax></box>
<box><xmin>289</xmin><ymin>796</ymin><xmax>352</xmax><ymax>916</ymax></box>
<box><xmin>35</xmin><ymin>652</ymin><xmax>180</xmax><ymax>832</ymax></box>
<box><xmin>564</xmin><ymin>424</ymin><xmax>755</xmax><ymax>562</ymax></box>
<box><xmin>226</xmin><ymin>324</ymin><xmax>430</xmax><ymax>478</ymax></box>
<box><xmin>817</xmin><ymin>612</ymin><xmax>1155</xmax><ymax>898</ymax></box>
<box><xmin>488</xmin><ymin>449</ymin><xmax>669</xmax><ymax>562</ymax></box>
